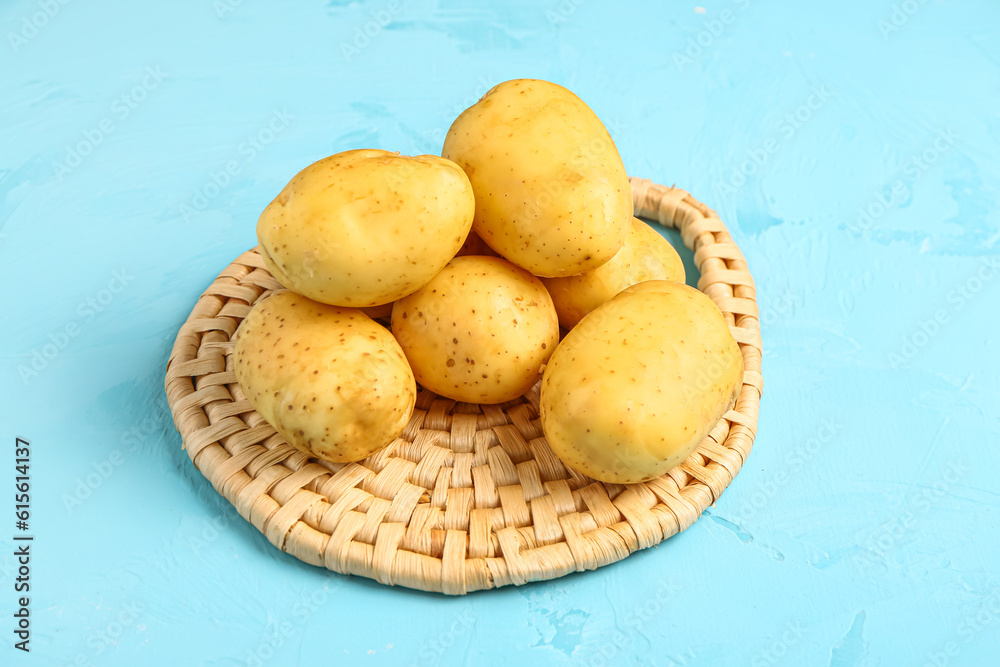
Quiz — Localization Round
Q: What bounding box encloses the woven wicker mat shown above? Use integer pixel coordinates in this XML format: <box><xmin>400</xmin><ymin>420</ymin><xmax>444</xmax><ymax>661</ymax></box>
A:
<box><xmin>164</xmin><ymin>178</ymin><xmax>763</xmax><ymax>594</ymax></box>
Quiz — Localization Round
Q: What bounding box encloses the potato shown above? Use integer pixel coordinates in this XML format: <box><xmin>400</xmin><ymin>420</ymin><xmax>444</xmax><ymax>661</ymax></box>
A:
<box><xmin>257</xmin><ymin>149</ymin><xmax>474</xmax><ymax>307</ymax></box>
<box><xmin>542</xmin><ymin>217</ymin><xmax>685</xmax><ymax>328</ymax></box>
<box><xmin>391</xmin><ymin>256</ymin><xmax>559</xmax><ymax>403</ymax></box>
<box><xmin>442</xmin><ymin>79</ymin><xmax>632</xmax><ymax>278</ymax></box>
<box><xmin>233</xmin><ymin>290</ymin><xmax>416</xmax><ymax>462</ymax></box>
<box><xmin>539</xmin><ymin>281</ymin><xmax>743</xmax><ymax>484</ymax></box>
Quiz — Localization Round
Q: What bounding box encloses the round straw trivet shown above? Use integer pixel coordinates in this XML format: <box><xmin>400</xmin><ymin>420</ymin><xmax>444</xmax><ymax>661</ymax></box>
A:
<box><xmin>165</xmin><ymin>178</ymin><xmax>763</xmax><ymax>594</ymax></box>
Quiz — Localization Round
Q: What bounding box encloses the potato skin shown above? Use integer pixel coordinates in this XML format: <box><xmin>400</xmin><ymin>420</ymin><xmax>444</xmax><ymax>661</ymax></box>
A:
<box><xmin>539</xmin><ymin>281</ymin><xmax>743</xmax><ymax>484</ymax></box>
<box><xmin>542</xmin><ymin>217</ymin><xmax>685</xmax><ymax>328</ymax></box>
<box><xmin>257</xmin><ymin>149</ymin><xmax>474</xmax><ymax>307</ymax></box>
<box><xmin>391</xmin><ymin>256</ymin><xmax>559</xmax><ymax>404</ymax></box>
<box><xmin>442</xmin><ymin>79</ymin><xmax>632</xmax><ymax>278</ymax></box>
<box><xmin>233</xmin><ymin>291</ymin><xmax>416</xmax><ymax>463</ymax></box>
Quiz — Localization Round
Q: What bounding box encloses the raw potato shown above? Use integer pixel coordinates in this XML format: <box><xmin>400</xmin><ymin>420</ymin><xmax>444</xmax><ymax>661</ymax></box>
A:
<box><xmin>233</xmin><ymin>291</ymin><xmax>416</xmax><ymax>462</ymax></box>
<box><xmin>442</xmin><ymin>79</ymin><xmax>632</xmax><ymax>278</ymax></box>
<box><xmin>542</xmin><ymin>217</ymin><xmax>686</xmax><ymax>329</ymax></box>
<box><xmin>391</xmin><ymin>256</ymin><xmax>559</xmax><ymax>404</ymax></box>
<box><xmin>257</xmin><ymin>149</ymin><xmax>474</xmax><ymax>307</ymax></box>
<box><xmin>539</xmin><ymin>281</ymin><xmax>743</xmax><ymax>484</ymax></box>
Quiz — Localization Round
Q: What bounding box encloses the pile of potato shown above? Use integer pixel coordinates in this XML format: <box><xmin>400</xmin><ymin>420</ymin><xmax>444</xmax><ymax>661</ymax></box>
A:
<box><xmin>234</xmin><ymin>79</ymin><xmax>743</xmax><ymax>484</ymax></box>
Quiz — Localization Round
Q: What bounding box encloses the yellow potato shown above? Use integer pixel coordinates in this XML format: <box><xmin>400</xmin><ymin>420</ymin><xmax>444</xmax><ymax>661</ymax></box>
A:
<box><xmin>542</xmin><ymin>217</ymin><xmax>685</xmax><ymax>328</ymax></box>
<box><xmin>233</xmin><ymin>291</ymin><xmax>416</xmax><ymax>462</ymax></box>
<box><xmin>257</xmin><ymin>149</ymin><xmax>474</xmax><ymax>307</ymax></box>
<box><xmin>391</xmin><ymin>256</ymin><xmax>559</xmax><ymax>404</ymax></box>
<box><xmin>442</xmin><ymin>79</ymin><xmax>632</xmax><ymax>278</ymax></box>
<box><xmin>539</xmin><ymin>281</ymin><xmax>743</xmax><ymax>484</ymax></box>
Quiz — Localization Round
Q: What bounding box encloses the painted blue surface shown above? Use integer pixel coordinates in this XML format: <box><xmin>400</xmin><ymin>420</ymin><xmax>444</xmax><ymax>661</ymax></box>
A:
<box><xmin>2</xmin><ymin>0</ymin><xmax>998</xmax><ymax>665</ymax></box>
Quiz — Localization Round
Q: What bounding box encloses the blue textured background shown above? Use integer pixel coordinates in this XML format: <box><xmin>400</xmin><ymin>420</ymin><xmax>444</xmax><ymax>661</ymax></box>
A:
<box><xmin>2</xmin><ymin>1</ymin><xmax>999</xmax><ymax>665</ymax></box>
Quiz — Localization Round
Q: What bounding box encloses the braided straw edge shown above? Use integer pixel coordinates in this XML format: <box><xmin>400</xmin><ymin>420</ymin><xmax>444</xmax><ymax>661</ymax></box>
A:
<box><xmin>164</xmin><ymin>178</ymin><xmax>762</xmax><ymax>594</ymax></box>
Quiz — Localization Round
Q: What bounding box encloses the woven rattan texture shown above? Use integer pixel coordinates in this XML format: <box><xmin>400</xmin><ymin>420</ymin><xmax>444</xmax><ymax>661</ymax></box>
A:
<box><xmin>164</xmin><ymin>179</ymin><xmax>763</xmax><ymax>594</ymax></box>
